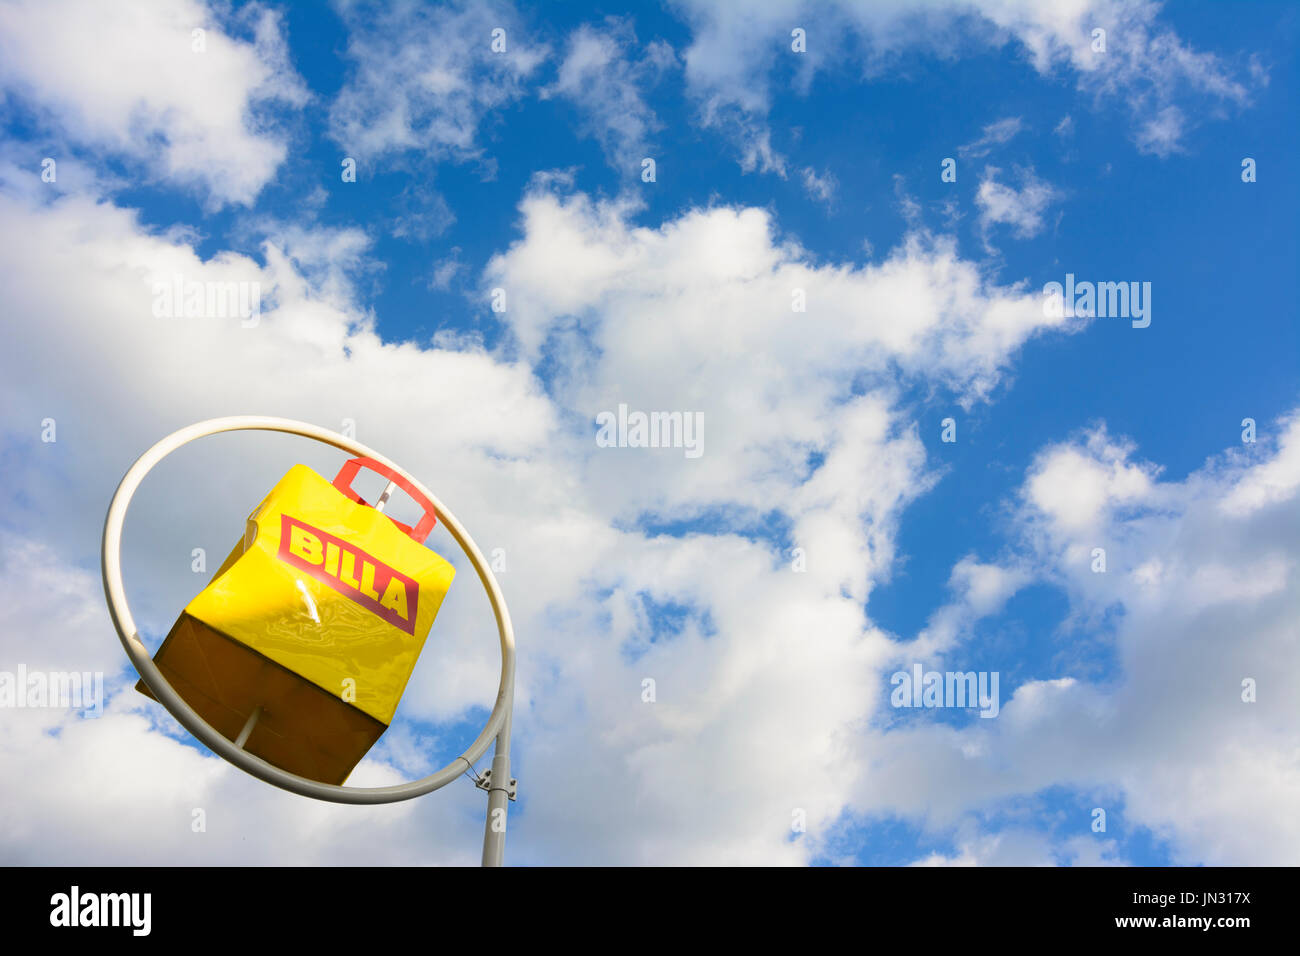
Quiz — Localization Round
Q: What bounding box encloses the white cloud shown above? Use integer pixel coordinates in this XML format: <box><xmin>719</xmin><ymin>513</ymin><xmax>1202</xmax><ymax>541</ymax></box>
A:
<box><xmin>0</xmin><ymin>0</ymin><xmax>307</xmax><ymax>208</ymax></box>
<box><xmin>672</xmin><ymin>0</ymin><xmax>1257</xmax><ymax>169</ymax></box>
<box><xmin>429</xmin><ymin>248</ymin><xmax>465</xmax><ymax>291</ymax></box>
<box><xmin>0</xmin><ymin>152</ymin><xmax>1092</xmax><ymax>863</ymax></box>
<box><xmin>854</xmin><ymin>413</ymin><xmax>1300</xmax><ymax>865</ymax></box>
<box><xmin>912</xmin><ymin>827</ymin><xmax>1061</xmax><ymax>866</ymax></box>
<box><xmin>801</xmin><ymin>166</ymin><xmax>838</xmax><ymax>205</ymax></box>
<box><xmin>903</xmin><ymin>555</ymin><xmax>1030</xmax><ymax>662</ymax></box>
<box><xmin>542</xmin><ymin>21</ymin><xmax>676</xmax><ymax>172</ymax></box>
<box><xmin>975</xmin><ymin>166</ymin><xmax>1060</xmax><ymax>244</ymax></box>
<box><xmin>958</xmin><ymin>117</ymin><xmax>1024</xmax><ymax>158</ymax></box>
<box><xmin>485</xmin><ymin>182</ymin><xmax>1074</xmax><ymax>420</ymax></box>
<box><xmin>1134</xmin><ymin>104</ymin><xmax>1186</xmax><ymax>157</ymax></box>
<box><xmin>1219</xmin><ymin>414</ymin><xmax>1300</xmax><ymax>517</ymax></box>
<box><xmin>329</xmin><ymin>0</ymin><xmax>546</xmax><ymax>164</ymax></box>
<box><xmin>914</xmin><ymin>829</ymin><xmax>1122</xmax><ymax>866</ymax></box>
<box><xmin>1023</xmin><ymin>430</ymin><xmax>1157</xmax><ymax>536</ymax></box>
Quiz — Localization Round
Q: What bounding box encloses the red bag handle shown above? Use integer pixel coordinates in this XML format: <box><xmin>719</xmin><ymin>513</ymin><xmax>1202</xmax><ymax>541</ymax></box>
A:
<box><xmin>332</xmin><ymin>457</ymin><xmax>438</xmax><ymax>544</ymax></box>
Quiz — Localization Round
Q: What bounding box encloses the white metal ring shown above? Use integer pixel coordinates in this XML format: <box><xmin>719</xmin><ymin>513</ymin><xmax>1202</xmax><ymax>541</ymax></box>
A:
<box><xmin>101</xmin><ymin>416</ymin><xmax>515</xmax><ymax>805</ymax></box>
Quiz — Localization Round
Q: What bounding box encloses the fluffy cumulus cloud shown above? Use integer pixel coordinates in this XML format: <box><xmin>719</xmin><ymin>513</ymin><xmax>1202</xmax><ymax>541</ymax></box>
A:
<box><xmin>671</xmin><ymin>0</ymin><xmax>1257</xmax><ymax>170</ymax></box>
<box><xmin>0</xmin><ymin>0</ymin><xmax>307</xmax><ymax>208</ymax></box>
<box><xmin>485</xmin><ymin>184</ymin><xmax>1075</xmax><ymax>417</ymax></box>
<box><xmin>0</xmin><ymin>156</ymin><xmax>1080</xmax><ymax>862</ymax></box>
<box><xmin>854</xmin><ymin>414</ymin><xmax>1300</xmax><ymax>865</ymax></box>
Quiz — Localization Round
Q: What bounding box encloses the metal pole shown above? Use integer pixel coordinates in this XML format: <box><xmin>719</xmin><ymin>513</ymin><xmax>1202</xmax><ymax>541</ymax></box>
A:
<box><xmin>480</xmin><ymin>676</ymin><xmax>514</xmax><ymax>867</ymax></box>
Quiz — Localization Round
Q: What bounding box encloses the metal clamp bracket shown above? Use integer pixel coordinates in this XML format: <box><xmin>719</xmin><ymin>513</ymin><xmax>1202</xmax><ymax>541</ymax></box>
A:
<box><xmin>475</xmin><ymin>768</ymin><xmax>517</xmax><ymax>802</ymax></box>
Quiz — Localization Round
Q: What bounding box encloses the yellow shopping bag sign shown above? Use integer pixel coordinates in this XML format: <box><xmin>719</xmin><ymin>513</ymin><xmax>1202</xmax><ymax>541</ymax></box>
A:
<box><xmin>138</xmin><ymin>457</ymin><xmax>455</xmax><ymax>785</ymax></box>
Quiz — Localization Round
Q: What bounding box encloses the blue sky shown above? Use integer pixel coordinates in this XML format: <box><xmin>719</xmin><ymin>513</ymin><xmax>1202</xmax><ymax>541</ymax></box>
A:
<box><xmin>0</xmin><ymin>0</ymin><xmax>1297</xmax><ymax>866</ymax></box>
